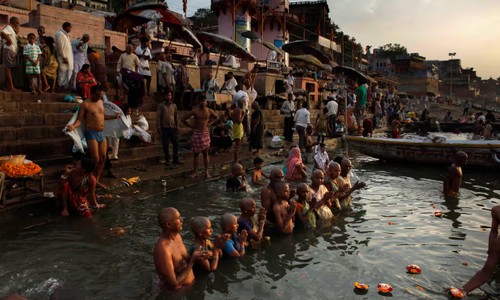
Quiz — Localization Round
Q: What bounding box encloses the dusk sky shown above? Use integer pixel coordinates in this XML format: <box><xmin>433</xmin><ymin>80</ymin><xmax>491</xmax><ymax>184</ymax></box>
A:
<box><xmin>167</xmin><ymin>0</ymin><xmax>500</xmax><ymax>79</ymax></box>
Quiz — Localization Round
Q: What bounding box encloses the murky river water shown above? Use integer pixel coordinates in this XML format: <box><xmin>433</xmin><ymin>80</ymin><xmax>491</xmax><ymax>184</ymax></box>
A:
<box><xmin>1</xmin><ymin>152</ymin><xmax>499</xmax><ymax>299</ymax></box>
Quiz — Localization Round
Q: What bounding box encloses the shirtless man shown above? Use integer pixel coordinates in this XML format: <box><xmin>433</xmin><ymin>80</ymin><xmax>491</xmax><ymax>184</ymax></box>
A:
<box><xmin>462</xmin><ymin>205</ymin><xmax>500</xmax><ymax>295</ymax></box>
<box><xmin>260</xmin><ymin>168</ymin><xmax>285</xmax><ymax>213</ymax></box>
<box><xmin>272</xmin><ymin>182</ymin><xmax>296</xmax><ymax>234</ymax></box>
<box><xmin>391</xmin><ymin>116</ymin><xmax>402</xmax><ymax>139</ymax></box>
<box><xmin>182</xmin><ymin>95</ymin><xmax>218</xmax><ymax>179</ymax></box>
<box><xmin>443</xmin><ymin>151</ymin><xmax>468</xmax><ymax>197</ymax></box>
<box><xmin>232</xmin><ymin>102</ymin><xmax>244</xmax><ymax>163</ymax></box>
<box><xmin>66</xmin><ymin>85</ymin><xmax>120</xmax><ymax>183</ymax></box>
<box><xmin>154</xmin><ymin>207</ymin><xmax>207</xmax><ymax>290</ymax></box>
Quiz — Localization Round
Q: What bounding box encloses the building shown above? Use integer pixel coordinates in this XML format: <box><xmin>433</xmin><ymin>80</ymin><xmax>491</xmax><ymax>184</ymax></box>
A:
<box><xmin>425</xmin><ymin>59</ymin><xmax>480</xmax><ymax>100</ymax></box>
<box><xmin>74</xmin><ymin>0</ymin><xmax>109</xmax><ymax>11</ymax></box>
<box><xmin>394</xmin><ymin>53</ymin><xmax>439</xmax><ymax>96</ymax></box>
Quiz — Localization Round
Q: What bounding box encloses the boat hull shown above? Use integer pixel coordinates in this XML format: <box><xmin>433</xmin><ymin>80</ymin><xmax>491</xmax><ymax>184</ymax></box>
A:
<box><xmin>345</xmin><ymin>136</ymin><xmax>500</xmax><ymax>168</ymax></box>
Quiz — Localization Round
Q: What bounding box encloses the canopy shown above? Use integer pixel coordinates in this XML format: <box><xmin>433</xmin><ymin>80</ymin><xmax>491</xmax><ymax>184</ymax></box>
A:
<box><xmin>241</xmin><ymin>31</ymin><xmax>260</xmax><ymax>42</ymax></box>
<box><xmin>262</xmin><ymin>41</ymin><xmax>283</xmax><ymax>55</ymax></box>
<box><xmin>113</xmin><ymin>3</ymin><xmax>183</xmax><ymax>31</ymax></box>
<box><xmin>335</xmin><ymin>65</ymin><xmax>374</xmax><ymax>84</ymax></box>
<box><xmin>170</xmin><ymin>25</ymin><xmax>202</xmax><ymax>50</ymax></box>
<box><xmin>195</xmin><ymin>31</ymin><xmax>256</xmax><ymax>62</ymax></box>
<box><xmin>289</xmin><ymin>55</ymin><xmax>325</xmax><ymax>71</ymax></box>
<box><xmin>282</xmin><ymin>40</ymin><xmax>331</xmax><ymax>64</ymax></box>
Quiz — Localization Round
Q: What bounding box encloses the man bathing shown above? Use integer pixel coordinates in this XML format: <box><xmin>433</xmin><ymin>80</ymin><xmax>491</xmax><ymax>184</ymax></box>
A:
<box><xmin>182</xmin><ymin>95</ymin><xmax>218</xmax><ymax>179</ymax></box>
<box><xmin>66</xmin><ymin>85</ymin><xmax>120</xmax><ymax>185</ymax></box>
<box><xmin>443</xmin><ymin>151</ymin><xmax>468</xmax><ymax>197</ymax></box>
<box><xmin>154</xmin><ymin>207</ymin><xmax>208</xmax><ymax>290</ymax></box>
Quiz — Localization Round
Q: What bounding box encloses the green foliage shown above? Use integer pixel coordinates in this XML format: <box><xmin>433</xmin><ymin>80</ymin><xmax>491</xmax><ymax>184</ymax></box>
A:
<box><xmin>190</xmin><ymin>8</ymin><xmax>218</xmax><ymax>30</ymax></box>
<box><xmin>378</xmin><ymin>43</ymin><xmax>408</xmax><ymax>61</ymax></box>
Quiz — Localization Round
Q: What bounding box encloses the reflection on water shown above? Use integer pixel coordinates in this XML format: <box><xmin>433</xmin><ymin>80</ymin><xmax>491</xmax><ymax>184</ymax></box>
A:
<box><xmin>0</xmin><ymin>152</ymin><xmax>499</xmax><ymax>299</ymax></box>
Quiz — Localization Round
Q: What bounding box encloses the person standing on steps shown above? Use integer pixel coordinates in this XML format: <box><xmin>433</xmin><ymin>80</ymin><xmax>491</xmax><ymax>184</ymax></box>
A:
<box><xmin>55</xmin><ymin>22</ymin><xmax>74</xmax><ymax>91</ymax></box>
<box><xmin>1</xmin><ymin>17</ymin><xmax>20</xmax><ymax>92</ymax></box>
<box><xmin>157</xmin><ymin>90</ymin><xmax>183</xmax><ymax>168</ymax></box>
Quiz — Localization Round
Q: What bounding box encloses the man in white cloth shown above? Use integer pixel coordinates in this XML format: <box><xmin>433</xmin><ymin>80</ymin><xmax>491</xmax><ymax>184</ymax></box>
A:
<box><xmin>203</xmin><ymin>72</ymin><xmax>219</xmax><ymax>108</ymax></box>
<box><xmin>221</xmin><ymin>72</ymin><xmax>238</xmax><ymax>95</ymax></box>
<box><xmin>232</xmin><ymin>85</ymin><xmax>250</xmax><ymax>138</ymax></box>
<box><xmin>1</xmin><ymin>17</ymin><xmax>20</xmax><ymax>92</ymax></box>
<box><xmin>326</xmin><ymin>97</ymin><xmax>338</xmax><ymax>137</ymax></box>
<box><xmin>135</xmin><ymin>38</ymin><xmax>153</xmax><ymax>96</ymax></box>
<box><xmin>55</xmin><ymin>22</ymin><xmax>74</xmax><ymax>90</ymax></box>
<box><xmin>71</xmin><ymin>33</ymin><xmax>90</xmax><ymax>90</ymax></box>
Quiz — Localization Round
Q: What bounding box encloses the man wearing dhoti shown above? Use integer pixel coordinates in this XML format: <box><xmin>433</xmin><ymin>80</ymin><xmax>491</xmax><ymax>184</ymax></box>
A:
<box><xmin>55</xmin><ymin>22</ymin><xmax>74</xmax><ymax>90</ymax></box>
<box><xmin>71</xmin><ymin>33</ymin><xmax>90</xmax><ymax>90</ymax></box>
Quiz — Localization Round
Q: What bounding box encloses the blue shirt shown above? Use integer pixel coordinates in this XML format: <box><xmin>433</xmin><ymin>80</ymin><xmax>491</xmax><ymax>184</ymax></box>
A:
<box><xmin>221</xmin><ymin>233</ymin><xmax>241</xmax><ymax>256</ymax></box>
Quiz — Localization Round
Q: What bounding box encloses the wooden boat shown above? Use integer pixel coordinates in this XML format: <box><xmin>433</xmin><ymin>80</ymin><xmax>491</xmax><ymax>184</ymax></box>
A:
<box><xmin>345</xmin><ymin>135</ymin><xmax>500</xmax><ymax>168</ymax></box>
<box><xmin>404</xmin><ymin>121</ymin><xmax>500</xmax><ymax>133</ymax></box>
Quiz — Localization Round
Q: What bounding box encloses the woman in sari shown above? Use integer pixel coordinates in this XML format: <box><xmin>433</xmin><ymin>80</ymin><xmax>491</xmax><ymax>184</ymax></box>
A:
<box><xmin>77</xmin><ymin>64</ymin><xmax>97</xmax><ymax>99</ymax></box>
<box><xmin>285</xmin><ymin>147</ymin><xmax>307</xmax><ymax>181</ymax></box>
<box><xmin>41</xmin><ymin>36</ymin><xmax>58</xmax><ymax>93</ymax></box>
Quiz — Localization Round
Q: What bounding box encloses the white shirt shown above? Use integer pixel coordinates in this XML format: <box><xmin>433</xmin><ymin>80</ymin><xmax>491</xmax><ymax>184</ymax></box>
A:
<box><xmin>232</xmin><ymin>90</ymin><xmax>249</xmax><ymax>111</ymax></box>
<box><xmin>287</xmin><ymin>74</ymin><xmax>295</xmax><ymax>87</ymax></box>
<box><xmin>326</xmin><ymin>100</ymin><xmax>338</xmax><ymax>116</ymax></box>
<box><xmin>280</xmin><ymin>100</ymin><xmax>295</xmax><ymax>118</ymax></box>
<box><xmin>1</xmin><ymin>24</ymin><xmax>17</xmax><ymax>53</ymax></box>
<box><xmin>268</xmin><ymin>50</ymin><xmax>277</xmax><ymax>61</ymax></box>
<box><xmin>135</xmin><ymin>45</ymin><xmax>152</xmax><ymax>76</ymax></box>
<box><xmin>223</xmin><ymin>77</ymin><xmax>238</xmax><ymax>95</ymax></box>
<box><xmin>294</xmin><ymin>108</ymin><xmax>310</xmax><ymax>127</ymax></box>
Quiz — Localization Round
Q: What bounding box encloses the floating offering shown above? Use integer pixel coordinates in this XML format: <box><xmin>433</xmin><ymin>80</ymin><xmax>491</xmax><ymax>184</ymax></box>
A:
<box><xmin>449</xmin><ymin>287</ymin><xmax>464</xmax><ymax>298</ymax></box>
<box><xmin>406</xmin><ymin>264</ymin><xmax>422</xmax><ymax>274</ymax></box>
<box><xmin>388</xmin><ymin>221</ymin><xmax>393</xmax><ymax>225</ymax></box>
<box><xmin>354</xmin><ymin>282</ymin><xmax>368</xmax><ymax>290</ymax></box>
<box><xmin>377</xmin><ymin>283</ymin><xmax>393</xmax><ymax>293</ymax></box>
<box><xmin>434</xmin><ymin>211</ymin><xmax>443</xmax><ymax>217</ymax></box>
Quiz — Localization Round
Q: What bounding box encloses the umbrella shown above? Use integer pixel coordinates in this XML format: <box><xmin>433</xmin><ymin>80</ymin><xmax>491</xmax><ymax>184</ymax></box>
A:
<box><xmin>170</xmin><ymin>25</ymin><xmax>202</xmax><ymax>50</ymax></box>
<box><xmin>113</xmin><ymin>3</ymin><xmax>183</xmax><ymax>31</ymax></box>
<box><xmin>335</xmin><ymin>65</ymin><xmax>372</xmax><ymax>84</ymax></box>
<box><xmin>282</xmin><ymin>40</ymin><xmax>331</xmax><ymax>64</ymax></box>
<box><xmin>261</xmin><ymin>41</ymin><xmax>283</xmax><ymax>55</ymax></box>
<box><xmin>195</xmin><ymin>31</ymin><xmax>256</xmax><ymax>62</ymax></box>
<box><xmin>241</xmin><ymin>31</ymin><xmax>260</xmax><ymax>42</ymax></box>
<box><xmin>289</xmin><ymin>55</ymin><xmax>325</xmax><ymax>71</ymax></box>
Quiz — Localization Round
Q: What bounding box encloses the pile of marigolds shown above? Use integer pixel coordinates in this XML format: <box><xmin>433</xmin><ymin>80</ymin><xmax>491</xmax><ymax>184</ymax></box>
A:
<box><xmin>0</xmin><ymin>162</ymin><xmax>42</xmax><ymax>178</ymax></box>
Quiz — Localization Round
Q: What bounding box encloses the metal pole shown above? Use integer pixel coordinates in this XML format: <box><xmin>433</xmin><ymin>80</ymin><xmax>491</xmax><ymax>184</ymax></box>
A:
<box><xmin>448</xmin><ymin>52</ymin><xmax>456</xmax><ymax>101</ymax></box>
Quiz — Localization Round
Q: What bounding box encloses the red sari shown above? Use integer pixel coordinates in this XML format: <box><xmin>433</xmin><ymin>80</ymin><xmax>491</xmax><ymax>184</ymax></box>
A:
<box><xmin>60</xmin><ymin>171</ymin><xmax>96</xmax><ymax>217</ymax></box>
<box><xmin>77</xmin><ymin>71</ymin><xmax>97</xmax><ymax>99</ymax></box>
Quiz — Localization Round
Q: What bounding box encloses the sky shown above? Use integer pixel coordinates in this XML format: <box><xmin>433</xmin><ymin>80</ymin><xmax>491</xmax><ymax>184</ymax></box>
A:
<box><xmin>167</xmin><ymin>0</ymin><xmax>500</xmax><ymax>79</ymax></box>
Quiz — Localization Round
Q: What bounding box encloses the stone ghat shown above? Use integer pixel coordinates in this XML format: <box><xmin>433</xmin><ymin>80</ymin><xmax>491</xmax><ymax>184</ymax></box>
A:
<box><xmin>0</xmin><ymin>91</ymin><xmax>319</xmax><ymax>180</ymax></box>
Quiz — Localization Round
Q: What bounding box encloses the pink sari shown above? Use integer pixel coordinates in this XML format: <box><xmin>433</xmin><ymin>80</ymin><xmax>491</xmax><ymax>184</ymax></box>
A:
<box><xmin>286</xmin><ymin>147</ymin><xmax>304</xmax><ymax>181</ymax></box>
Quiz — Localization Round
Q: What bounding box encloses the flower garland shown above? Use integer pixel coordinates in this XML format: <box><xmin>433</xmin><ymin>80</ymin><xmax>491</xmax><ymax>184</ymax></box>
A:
<box><xmin>0</xmin><ymin>162</ymin><xmax>42</xmax><ymax>178</ymax></box>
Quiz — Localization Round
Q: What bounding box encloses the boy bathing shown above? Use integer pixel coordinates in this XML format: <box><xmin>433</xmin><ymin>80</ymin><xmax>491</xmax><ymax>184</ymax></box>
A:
<box><xmin>220</xmin><ymin>213</ymin><xmax>248</xmax><ymax>258</ymax></box>
<box><xmin>226</xmin><ymin>163</ymin><xmax>248</xmax><ymax>192</ymax></box>
<box><xmin>238</xmin><ymin>198</ymin><xmax>266</xmax><ymax>242</ymax></box>
<box><xmin>272</xmin><ymin>182</ymin><xmax>296</xmax><ymax>234</ymax></box>
<box><xmin>189</xmin><ymin>216</ymin><xmax>229</xmax><ymax>272</ymax></box>
<box><xmin>252</xmin><ymin>157</ymin><xmax>269</xmax><ymax>186</ymax></box>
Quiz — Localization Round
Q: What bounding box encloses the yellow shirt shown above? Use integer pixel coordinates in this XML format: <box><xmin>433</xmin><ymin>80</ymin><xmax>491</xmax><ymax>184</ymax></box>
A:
<box><xmin>117</xmin><ymin>53</ymin><xmax>140</xmax><ymax>72</ymax></box>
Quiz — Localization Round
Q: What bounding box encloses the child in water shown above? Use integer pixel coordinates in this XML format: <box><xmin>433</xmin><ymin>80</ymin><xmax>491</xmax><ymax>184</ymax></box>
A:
<box><xmin>251</xmin><ymin>157</ymin><xmax>269</xmax><ymax>186</ymax></box>
<box><xmin>238</xmin><ymin>198</ymin><xmax>266</xmax><ymax>242</ymax></box>
<box><xmin>293</xmin><ymin>183</ymin><xmax>316</xmax><ymax>229</ymax></box>
<box><xmin>226</xmin><ymin>163</ymin><xmax>248</xmax><ymax>192</ymax></box>
<box><xmin>189</xmin><ymin>216</ymin><xmax>229</xmax><ymax>272</ymax></box>
<box><xmin>220</xmin><ymin>213</ymin><xmax>248</xmax><ymax>257</ymax></box>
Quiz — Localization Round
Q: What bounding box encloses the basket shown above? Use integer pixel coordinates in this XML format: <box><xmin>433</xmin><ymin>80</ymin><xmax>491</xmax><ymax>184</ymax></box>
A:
<box><xmin>0</xmin><ymin>155</ymin><xmax>26</xmax><ymax>165</ymax></box>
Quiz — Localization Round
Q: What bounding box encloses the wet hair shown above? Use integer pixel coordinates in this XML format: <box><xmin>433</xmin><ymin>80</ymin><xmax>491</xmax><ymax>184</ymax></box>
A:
<box><xmin>80</xmin><ymin>158</ymin><xmax>95</xmax><ymax>173</ymax></box>
<box><xmin>220</xmin><ymin>213</ymin><xmax>236</xmax><ymax>228</ymax></box>
<box><xmin>190</xmin><ymin>216</ymin><xmax>210</xmax><ymax>234</ymax></box>
<box><xmin>253</xmin><ymin>157</ymin><xmax>264</xmax><ymax>166</ymax></box>
<box><xmin>27</xmin><ymin>33</ymin><xmax>36</xmax><ymax>39</ymax></box>
<box><xmin>91</xmin><ymin>85</ymin><xmax>104</xmax><ymax>95</ymax></box>
<box><xmin>333</xmin><ymin>156</ymin><xmax>343</xmax><ymax>165</ymax></box>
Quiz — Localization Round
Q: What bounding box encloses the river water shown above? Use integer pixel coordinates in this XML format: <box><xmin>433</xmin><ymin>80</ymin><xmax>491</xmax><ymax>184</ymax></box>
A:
<box><xmin>0</xmin><ymin>152</ymin><xmax>499</xmax><ymax>299</ymax></box>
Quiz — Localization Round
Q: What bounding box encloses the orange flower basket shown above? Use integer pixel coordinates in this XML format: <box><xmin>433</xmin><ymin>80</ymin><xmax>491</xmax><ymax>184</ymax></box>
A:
<box><xmin>0</xmin><ymin>162</ymin><xmax>42</xmax><ymax>178</ymax></box>
<box><xmin>0</xmin><ymin>155</ymin><xmax>26</xmax><ymax>166</ymax></box>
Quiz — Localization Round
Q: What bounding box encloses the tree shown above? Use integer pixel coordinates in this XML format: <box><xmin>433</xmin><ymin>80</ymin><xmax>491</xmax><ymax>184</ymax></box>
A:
<box><xmin>378</xmin><ymin>43</ymin><xmax>409</xmax><ymax>62</ymax></box>
<box><xmin>190</xmin><ymin>8</ymin><xmax>218</xmax><ymax>30</ymax></box>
